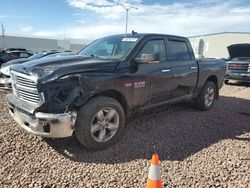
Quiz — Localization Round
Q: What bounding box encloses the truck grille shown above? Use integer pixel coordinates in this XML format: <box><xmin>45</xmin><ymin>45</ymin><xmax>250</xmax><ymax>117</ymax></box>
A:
<box><xmin>16</xmin><ymin>76</ymin><xmax>37</xmax><ymax>89</ymax></box>
<box><xmin>227</xmin><ymin>63</ymin><xmax>250</xmax><ymax>72</ymax></box>
<box><xmin>18</xmin><ymin>89</ymin><xmax>40</xmax><ymax>104</ymax></box>
<box><xmin>11</xmin><ymin>71</ymin><xmax>44</xmax><ymax>105</ymax></box>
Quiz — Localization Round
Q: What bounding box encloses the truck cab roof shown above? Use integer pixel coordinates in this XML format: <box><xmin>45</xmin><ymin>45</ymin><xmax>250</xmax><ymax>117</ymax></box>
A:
<box><xmin>103</xmin><ymin>33</ymin><xmax>188</xmax><ymax>40</ymax></box>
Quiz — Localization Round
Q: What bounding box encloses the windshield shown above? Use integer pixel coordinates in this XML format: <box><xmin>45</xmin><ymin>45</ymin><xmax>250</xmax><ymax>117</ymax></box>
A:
<box><xmin>79</xmin><ymin>36</ymin><xmax>139</xmax><ymax>60</ymax></box>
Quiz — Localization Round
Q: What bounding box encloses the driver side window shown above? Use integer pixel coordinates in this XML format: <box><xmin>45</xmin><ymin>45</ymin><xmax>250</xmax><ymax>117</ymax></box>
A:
<box><xmin>136</xmin><ymin>39</ymin><xmax>166</xmax><ymax>62</ymax></box>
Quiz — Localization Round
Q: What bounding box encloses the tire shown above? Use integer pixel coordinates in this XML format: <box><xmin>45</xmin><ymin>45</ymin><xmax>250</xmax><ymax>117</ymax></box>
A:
<box><xmin>195</xmin><ymin>81</ymin><xmax>217</xmax><ymax>111</ymax></box>
<box><xmin>75</xmin><ymin>96</ymin><xmax>125</xmax><ymax>150</ymax></box>
<box><xmin>224</xmin><ymin>80</ymin><xmax>229</xmax><ymax>84</ymax></box>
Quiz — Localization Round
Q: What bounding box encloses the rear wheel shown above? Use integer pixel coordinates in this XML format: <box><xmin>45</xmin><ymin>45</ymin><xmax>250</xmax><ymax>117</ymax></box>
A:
<box><xmin>195</xmin><ymin>81</ymin><xmax>216</xmax><ymax>111</ymax></box>
<box><xmin>75</xmin><ymin>96</ymin><xmax>125</xmax><ymax>150</ymax></box>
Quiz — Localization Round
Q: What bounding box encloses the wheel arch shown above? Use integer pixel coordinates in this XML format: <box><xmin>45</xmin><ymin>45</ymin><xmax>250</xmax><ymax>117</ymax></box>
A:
<box><xmin>206</xmin><ymin>75</ymin><xmax>219</xmax><ymax>99</ymax></box>
<box><xmin>91</xmin><ymin>89</ymin><xmax>129</xmax><ymax>118</ymax></box>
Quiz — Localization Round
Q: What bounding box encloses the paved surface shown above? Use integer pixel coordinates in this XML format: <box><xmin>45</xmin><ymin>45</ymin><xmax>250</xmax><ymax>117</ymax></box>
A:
<box><xmin>0</xmin><ymin>82</ymin><xmax>250</xmax><ymax>188</ymax></box>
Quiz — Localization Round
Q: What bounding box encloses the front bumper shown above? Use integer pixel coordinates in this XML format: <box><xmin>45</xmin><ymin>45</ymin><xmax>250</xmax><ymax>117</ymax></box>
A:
<box><xmin>7</xmin><ymin>94</ymin><xmax>76</xmax><ymax>138</ymax></box>
<box><xmin>0</xmin><ymin>77</ymin><xmax>11</xmax><ymax>90</ymax></box>
<box><xmin>225</xmin><ymin>72</ymin><xmax>250</xmax><ymax>81</ymax></box>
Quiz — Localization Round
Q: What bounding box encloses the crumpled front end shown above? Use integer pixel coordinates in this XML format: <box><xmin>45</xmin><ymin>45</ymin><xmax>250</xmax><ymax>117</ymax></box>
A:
<box><xmin>7</xmin><ymin>92</ymin><xmax>77</xmax><ymax>138</ymax></box>
<box><xmin>6</xmin><ymin>70</ymin><xmax>78</xmax><ymax>138</ymax></box>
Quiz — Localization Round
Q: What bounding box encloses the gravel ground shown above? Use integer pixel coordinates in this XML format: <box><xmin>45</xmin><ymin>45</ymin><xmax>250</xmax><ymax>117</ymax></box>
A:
<box><xmin>0</xmin><ymin>82</ymin><xmax>250</xmax><ymax>188</ymax></box>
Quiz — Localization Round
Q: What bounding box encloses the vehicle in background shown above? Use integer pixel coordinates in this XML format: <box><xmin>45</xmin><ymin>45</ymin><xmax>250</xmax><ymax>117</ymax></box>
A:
<box><xmin>6</xmin><ymin>33</ymin><xmax>226</xmax><ymax>150</ymax></box>
<box><xmin>2</xmin><ymin>48</ymin><xmax>29</xmax><ymax>53</ymax></box>
<box><xmin>1</xmin><ymin>51</ymin><xmax>60</xmax><ymax>67</ymax></box>
<box><xmin>0</xmin><ymin>48</ymin><xmax>32</xmax><ymax>66</ymax></box>
<box><xmin>0</xmin><ymin>51</ymin><xmax>76</xmax><ymax>90</ymax></box>
<box><xmin>44</xmin><ymin>51</ymin><xmax>75</xmax><ymax>58</ymax></box>
<box><xmin>225</xmin><ymin>44</ymin><xmax>250</xmax><ymax>84</ymax></box>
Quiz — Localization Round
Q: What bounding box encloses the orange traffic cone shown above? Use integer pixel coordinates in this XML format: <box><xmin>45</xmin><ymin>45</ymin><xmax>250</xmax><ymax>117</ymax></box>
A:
<box><xmin>146</xmin><ymin>154</ymin><xmax>163</xmax><ymax>188</ymax></box>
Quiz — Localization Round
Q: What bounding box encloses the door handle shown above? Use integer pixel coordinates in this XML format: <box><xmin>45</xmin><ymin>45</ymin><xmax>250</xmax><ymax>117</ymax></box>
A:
<box><xmin>162</xmin><ymin>69</ymin><xmax>171</xmax><ymax>73</ymax></box>
<box><xmin>190</xmin><ymin>66</ymin><xmax>197</xmax><ymax>70</ymax></box>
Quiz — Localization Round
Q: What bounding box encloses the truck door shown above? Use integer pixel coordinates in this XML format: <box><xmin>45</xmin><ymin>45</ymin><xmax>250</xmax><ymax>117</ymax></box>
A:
<box><xmin>132</xmin><ymin>38</ymin><xmax>174</xmax><ymax>108</ymax></box>
<box><xmin>166</xmin><ymin>38</ymin><xmax>198</xmax><ymax>98</ymax></box>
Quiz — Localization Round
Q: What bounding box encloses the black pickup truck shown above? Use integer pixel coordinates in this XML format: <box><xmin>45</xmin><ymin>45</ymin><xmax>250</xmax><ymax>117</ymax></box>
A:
<box><xmin>6</xmin><ymin>33</ymin><xmax>226</xmax><ymax>149</ymax></box>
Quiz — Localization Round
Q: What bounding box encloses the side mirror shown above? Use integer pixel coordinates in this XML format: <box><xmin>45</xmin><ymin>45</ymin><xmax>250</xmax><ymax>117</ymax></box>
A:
<box><xmin>135</xmin><ymin>53</ymin><xmax>160</xmax><ymax>64</ymax></box>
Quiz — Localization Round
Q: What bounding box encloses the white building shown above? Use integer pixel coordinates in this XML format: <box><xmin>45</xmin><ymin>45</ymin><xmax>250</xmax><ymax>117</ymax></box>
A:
<box><xmin>1</xmin><ymin>32</ymin><xmax>250</xmax><ymax>58</ymax></box>
<box><xmin>0</xmin><ymin>34</ymin><xmax>91</xmax><ymax>53</ymax></box>
<box><xmin>189</xmin><ymin>32</ymin><xmax>250</xmax><ymax>59</ymax></box>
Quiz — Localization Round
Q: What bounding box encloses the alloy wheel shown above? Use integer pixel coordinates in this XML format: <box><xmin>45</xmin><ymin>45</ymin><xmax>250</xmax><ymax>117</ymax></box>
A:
<box><xmin>90</xmin><ymin>107</ymin><xmax>119</xmax><ymax>143</ymax></box>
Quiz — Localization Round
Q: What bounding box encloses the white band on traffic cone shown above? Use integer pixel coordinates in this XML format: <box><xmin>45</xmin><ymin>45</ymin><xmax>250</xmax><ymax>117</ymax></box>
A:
<box><xmin>148</xmin><ymin>164</ymin><xmax>161</xmax><ymax>180</ymax></box>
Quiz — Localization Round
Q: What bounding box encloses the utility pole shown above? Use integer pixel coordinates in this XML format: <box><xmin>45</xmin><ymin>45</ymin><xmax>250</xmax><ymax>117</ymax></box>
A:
<box><xmin>64</xmin><ymin>27</ymin><xmax>66</xmax><ymax>50</ymax></box>
<box><xmin>1</xmin><ymin>22</ymin><xmax>5</xmax><ymax>49</ymax></box>
<box><xmin>117</xmin><ymin>3</ymin><xmax>138</xmax><ymax>33</ymax></box>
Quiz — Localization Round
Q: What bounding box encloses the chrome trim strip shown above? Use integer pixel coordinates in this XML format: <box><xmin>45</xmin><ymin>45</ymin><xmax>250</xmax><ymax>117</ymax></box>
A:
<box><xmin>11</xmin><ymin>70</ymin><xmax>38</xmax><ymax>83</ymax></box>
<box><xmin>190</xmin><ymin>66</ymin><xmax>197</xmax><ymax>70</ymax></box>
<box><xmin>162</xmin><ymin>69</ymin><xmax>171</xmax><ymax>73</ymax></box>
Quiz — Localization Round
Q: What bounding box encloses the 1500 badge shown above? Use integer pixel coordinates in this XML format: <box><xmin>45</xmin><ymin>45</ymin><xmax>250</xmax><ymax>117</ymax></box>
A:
<box><xmin>134</xmin><ymin>81</ymin><xmax>146</xmax><ymax>88</ymax></box>
<box><xmin>125</xmin><ymin>81</ymin><xmax>146</xmax><ymax>88</ymax></box>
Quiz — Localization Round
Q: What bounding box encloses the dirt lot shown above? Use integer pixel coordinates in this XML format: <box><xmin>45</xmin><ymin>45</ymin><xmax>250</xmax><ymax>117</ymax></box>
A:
<box><xmin>0</xmin><ymin>82</ymin><xmax>249</xmax><ymax>188</ymax></box>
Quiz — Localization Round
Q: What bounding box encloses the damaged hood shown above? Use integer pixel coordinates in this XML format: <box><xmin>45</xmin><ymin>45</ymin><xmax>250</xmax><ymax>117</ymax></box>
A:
<box><xmin>11</xmin><ymin>55</ymin><xmax>119</xmax><ymax>81</ymax></box>
<box><xmin>227</xmin><ymin>44</ymin><xmax>250</xmax><ymax>59</ymax></box>
<box><xmin>1</xmin><ymin>58</ymin><xmax>28</xmax><ymax>68</ymax></box>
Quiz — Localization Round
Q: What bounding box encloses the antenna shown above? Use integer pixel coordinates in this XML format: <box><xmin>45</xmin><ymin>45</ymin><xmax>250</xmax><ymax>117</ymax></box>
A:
<box><xmin>132</xmin><ymin>30</ymin><xmax>137</xmax><ymax>35</ymax></box>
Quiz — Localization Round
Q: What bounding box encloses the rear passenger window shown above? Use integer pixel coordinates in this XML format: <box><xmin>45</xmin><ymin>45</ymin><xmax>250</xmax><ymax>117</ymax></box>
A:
<box><xmin>168</xmin><ymin>40</ymin><xmax>191</xmax><ymax>61</ymax></box>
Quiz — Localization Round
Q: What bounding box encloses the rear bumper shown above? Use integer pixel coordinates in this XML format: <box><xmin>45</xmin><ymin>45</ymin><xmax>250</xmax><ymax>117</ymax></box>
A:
<box><xmin>225</xmin><ymin>72</ymin><xmax>250</xmax><ymax>81</ymax></box>
<box><xmin>6</xmin><ymin>94</ymin><xmax>76</xmax><ymax>138</ymax></box>
<box><xmin>0</xmin><ymin>77</ymin><xmax>11</xmax><ymax>90</ymax></box>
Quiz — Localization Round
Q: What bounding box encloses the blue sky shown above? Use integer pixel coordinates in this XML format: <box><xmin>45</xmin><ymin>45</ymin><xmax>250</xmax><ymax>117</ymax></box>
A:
<box><xmin>0</xmin><ymin>0</ymin><xmax>250</xmax><ymax>39</ymax></box>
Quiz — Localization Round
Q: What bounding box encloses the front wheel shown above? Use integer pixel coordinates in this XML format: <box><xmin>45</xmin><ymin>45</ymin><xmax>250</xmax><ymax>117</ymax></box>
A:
<box><xmin>75</xmin><ymin>96</ymin><xmax>125</xmax><ymax>150</ymax></box>
<box><xmin>195</xmin><ymin>81</ymin><xmax>217</xmax><ymax>111</ymax></box>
